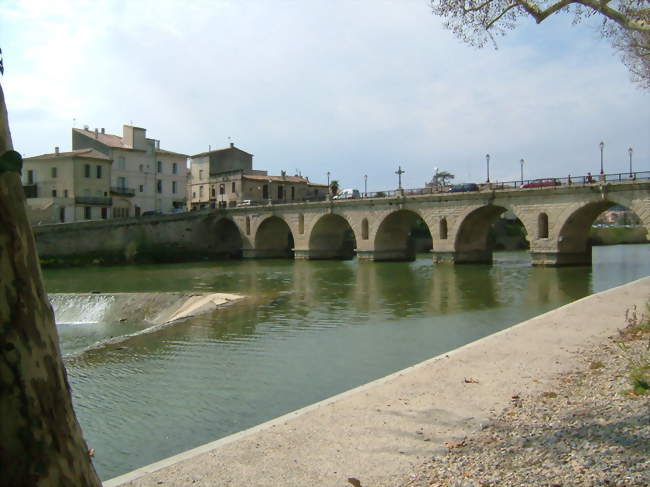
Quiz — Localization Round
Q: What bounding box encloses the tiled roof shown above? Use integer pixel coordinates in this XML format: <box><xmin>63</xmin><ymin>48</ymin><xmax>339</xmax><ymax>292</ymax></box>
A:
<box><xmin>156</xmin><ymin>148</ymin><xmax>189</xmax><ymax>158</ymax></box>
<box><xmin>243</xmin><ymin>174</ymin><xmax>310</xmax><ymax>184</ymax></box>
<box><xmin>73</xmin><ymin>128</ymin><xmax>129</xmax><ymax>149</ymax></box>
<box><xmin>191</xmin><ymin>145</ymin><xmax>253</xmax><ymax>158</ymax></box>
<box><xmin>25</xmin><ymin>148</ymin><xmax>112</xmax><ymax>161</ymax></box>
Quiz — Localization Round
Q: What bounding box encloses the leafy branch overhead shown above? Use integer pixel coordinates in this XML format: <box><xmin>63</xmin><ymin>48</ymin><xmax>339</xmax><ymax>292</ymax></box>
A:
<box><xmin>429</xmin><ymin>0</ymin><xmax>650</xmax><ymax>88</ymax></box>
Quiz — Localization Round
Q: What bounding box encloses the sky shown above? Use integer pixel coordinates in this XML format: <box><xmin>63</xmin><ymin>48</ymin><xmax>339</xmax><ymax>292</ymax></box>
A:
<box><xmin>1</xmin><ymin>0</ymin><xmax>648</xmax><ymax>192</ymax></box>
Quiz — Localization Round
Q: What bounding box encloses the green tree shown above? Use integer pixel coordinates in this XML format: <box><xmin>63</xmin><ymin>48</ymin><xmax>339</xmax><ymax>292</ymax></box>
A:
<box><xmin>330</xmin><ymin>179</ymin><xmax>340</xmax><ymax>196</ymax></box>
<box><xmin>0</xmin><ymin>80</ymin><xmax>101</xmax><ymax>485</ymax></box>
<box><xmin>429</xmin><ymin>0</ymin><xmax>650</xmax><ymax>87</ymax></box>
<box><xmin>436</xmin><ymin>170</ymin><xmax>455</xmax><ymax>186</ymax></box>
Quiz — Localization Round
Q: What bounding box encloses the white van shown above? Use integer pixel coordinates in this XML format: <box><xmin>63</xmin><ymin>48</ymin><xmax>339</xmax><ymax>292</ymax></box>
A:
<box><xmin>332</xmin><ymin>189</ymin><xmax>361</xmax><ymax>200</ymax></box>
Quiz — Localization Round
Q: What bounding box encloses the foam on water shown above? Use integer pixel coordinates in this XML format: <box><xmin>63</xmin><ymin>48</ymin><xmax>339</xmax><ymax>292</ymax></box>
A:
<box><xmin>50</xmin><ymin>293</ymin><xmax>116</xmax><ymax>325</ymax></box>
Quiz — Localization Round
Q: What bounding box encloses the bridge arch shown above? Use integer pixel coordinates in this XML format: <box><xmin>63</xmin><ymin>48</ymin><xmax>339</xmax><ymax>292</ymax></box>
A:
<box><xmin>209</xmin><ymin>216</ymin><xmax>243</xmax><ymax>258</ymax></box>
<box><xmin>252</xmin><ymin>216</ymin><xmax>295</xmax><ymax>259</ymax></box>
<box><xmin>372</xmin><ymin>209</ymin><xmax>432</xmax><ymax>261</ymax></box>
<box><xmin>452</xmin><ymin>205</ymin><xmax>531</xmax><ymax>264</ymax></box>
<box><xmin>554</xmin><ymin>199</ymin><xmax>648</xmax><ymax>265</ymax></box>
<box><xmin>306</xmin><ymin>213</ymin><xmax>357</xmax><ymax>260</ymax></box>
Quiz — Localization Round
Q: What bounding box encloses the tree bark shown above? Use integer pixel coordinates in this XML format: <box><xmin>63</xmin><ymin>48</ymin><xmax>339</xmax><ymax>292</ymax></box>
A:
<box><xmin>0</xmin><ymin>82</ymin><xmax>101</xmax><ymax>485</ymax></box>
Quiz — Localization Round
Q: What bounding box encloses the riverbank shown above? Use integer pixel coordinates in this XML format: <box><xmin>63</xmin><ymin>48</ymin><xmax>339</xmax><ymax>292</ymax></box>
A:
<box><xmin>104</xmin><ymin>276</ymin><xmax>650</xmax><ymax>487</ymax></box>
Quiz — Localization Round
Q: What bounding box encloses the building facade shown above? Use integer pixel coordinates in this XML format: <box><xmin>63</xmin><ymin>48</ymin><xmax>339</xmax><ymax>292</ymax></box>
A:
<box><xmin>72</xmin><ymin>125</ymin><xmax>188</xmax><ymax>216</ymax></box>
<box><xmin>22</xmin><ymin>148</ymin><xmax>113</xmax><ymax>224</ymax></box>
<box><xmin>189</xmin><ymin>143</ymin><xmax>327</xmax><ymax>210</ymax></box>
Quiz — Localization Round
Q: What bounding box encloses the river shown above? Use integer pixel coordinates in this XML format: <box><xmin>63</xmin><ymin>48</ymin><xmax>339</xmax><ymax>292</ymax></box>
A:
<box><xmin>43</xmin><ymin>245</ymin><xmax>650</xmax><ymax>480</ymax></box>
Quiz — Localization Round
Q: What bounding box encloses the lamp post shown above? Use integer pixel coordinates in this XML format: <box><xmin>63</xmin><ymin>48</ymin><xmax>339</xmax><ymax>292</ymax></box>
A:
<box><xmin>268</xmin><ymin>178</ymin><xmax>272</xmax><ymax>205</ymax></box>
<box><xmin>364</xmin><ymin>174</ymin><xmax>367</xmax><ymax>197</ymax></box>
<box><xmin>486</xmin><ymin>153</ymin><xmax>490</xmax><ymax>183</ymax></box>
<box><xmin>327</xmin><ymin>171</ymin><xmax>330</xmax><ymax>187</ymax></box>
<box><xmin>628</xmin><ymin>147</ymin><xmax>633</xmax><ymax>174</ymax></box>
<box><xmin>520</xmin><ymin>158</ymin><xmax>524</xmax><ymax>185</ymax></box>
<box><xmin>599</xmin><ymin>141</ymin><xmax>604</xmax><ymax>175</ymax></box>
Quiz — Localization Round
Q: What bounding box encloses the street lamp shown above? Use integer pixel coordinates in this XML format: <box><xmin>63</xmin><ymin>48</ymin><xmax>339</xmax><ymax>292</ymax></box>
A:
<box><xmin>628</xmin><ymin>147</ymin><xmax>633</xmax><ymax>174</ymax></box>
<box><xmin>364</xmin><ymin>174</ymin><xmax>367</xmax><ymax>197</ymax></box>
<box><xmin>327</xmin><ymin>171</ymin><xmax>330</xmax><ymax>187</ymax></box>
<box><xmin>599</xmin><ymin>141</ymin><xmax>604</xmax><ymax>175</ymax></box>
<box><xmin>520</xmin><ymin>158</ymin><xmax>524</xmax><ymax>185</ymax></box>
<box><xmin>486</xmin><ymin>154</ymin><xmax>490</xmax><ymax>183</ymax></box>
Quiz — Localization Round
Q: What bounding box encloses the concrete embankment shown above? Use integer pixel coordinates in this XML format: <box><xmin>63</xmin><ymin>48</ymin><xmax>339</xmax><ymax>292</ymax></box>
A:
<box><xmin>104</xmin><ymin>277</ymin><xmax>650</xmax><ymax>487</ymax></box>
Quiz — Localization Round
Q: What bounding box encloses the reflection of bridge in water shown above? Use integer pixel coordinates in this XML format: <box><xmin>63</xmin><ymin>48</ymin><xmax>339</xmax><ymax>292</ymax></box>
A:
<box><xmin>35</xmin><ymin>179</ymin><xmax>649</xmax><ymax>267</ymax></box>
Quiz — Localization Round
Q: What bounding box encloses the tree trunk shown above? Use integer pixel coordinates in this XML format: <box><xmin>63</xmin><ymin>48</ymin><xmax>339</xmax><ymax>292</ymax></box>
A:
<box><xmin>0</xmin><ymin>82</ymin><xmax>101</xmax><ymax>485</ymax></box>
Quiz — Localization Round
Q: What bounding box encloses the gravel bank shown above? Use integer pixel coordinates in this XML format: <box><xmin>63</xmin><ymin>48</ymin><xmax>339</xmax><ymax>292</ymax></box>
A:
<box><xmin>401</xmin><ymin>318</ymin><xmax>650</xmax><ymax>487</ymax></box>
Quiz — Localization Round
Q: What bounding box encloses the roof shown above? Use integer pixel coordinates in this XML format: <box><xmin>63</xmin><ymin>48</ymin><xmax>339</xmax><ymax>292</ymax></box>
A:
<box><xmin>25</xmin><ymin>148</ymin><xmax>112</xmax><ymax>162</ymax></box>
<box><xmin>156</xmin><ymin>148</ymin><xmax>189</xmax><ymax>158</ymax></box>
<box><xmin>73</xmin><ymin>127</ymin><xmax>130</xmax><ymax>149</ymax></box>
<box><xmin>243</xmin><ymin>174</ymin><xmax>310</xmax><ymax>184</ymax></box>
<box><xmin>191</xmin><ymin>145</ymin><xmax>253</xmax><ymax>158</ymax></box>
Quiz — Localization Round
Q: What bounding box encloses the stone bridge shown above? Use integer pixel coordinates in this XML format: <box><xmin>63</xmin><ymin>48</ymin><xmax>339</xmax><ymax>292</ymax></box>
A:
<box><xmin>35</xmin><ymin>181</ymin><xmax>650</xmax><ymax>266</ymax></box>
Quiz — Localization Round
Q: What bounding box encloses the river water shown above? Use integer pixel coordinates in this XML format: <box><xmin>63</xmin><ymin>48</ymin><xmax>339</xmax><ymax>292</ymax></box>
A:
<box><xmin>43</xmin><ymin>245</ymin><xmax>650</xmax><ymax>480</ymax></box>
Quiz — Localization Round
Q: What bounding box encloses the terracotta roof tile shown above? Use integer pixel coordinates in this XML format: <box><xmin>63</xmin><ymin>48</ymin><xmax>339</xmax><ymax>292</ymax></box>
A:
<box><xmin>25</xmin><ymin>148</ymin><xmax>112</xmax><ymax>161</ymax></box>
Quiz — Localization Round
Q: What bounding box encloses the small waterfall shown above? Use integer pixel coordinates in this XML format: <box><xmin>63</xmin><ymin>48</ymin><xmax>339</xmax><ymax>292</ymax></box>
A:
<box><xmin>50</xmin><ymin>294</ymin><xmax>116</xmax><ymax>325</ymax></box>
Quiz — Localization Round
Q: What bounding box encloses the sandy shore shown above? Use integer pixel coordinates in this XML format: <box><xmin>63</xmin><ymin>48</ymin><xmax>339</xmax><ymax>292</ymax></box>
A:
<box><xmin>104</xmin><ymin>276</ymin><xmax>650</xmax><ymax>487</ymax></box>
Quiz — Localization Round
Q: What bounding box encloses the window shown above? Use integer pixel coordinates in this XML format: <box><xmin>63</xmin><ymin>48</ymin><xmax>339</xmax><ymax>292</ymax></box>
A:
<box><xmin>117</xmin><ymin>156</ymin><xmax>126</xmax><ymax>169</ymax></box>
<box><xmin>51</xmin><ymin>167</ymin><xmax>57</xmax><ymax>178</ymax></box>
<box><xmin>59</xmin><ymin>207</ymin><xmax>65</xmax><ymax>223</ymax></box>
<box><xmin>439</xmin><ymin>218</ymin><xmax>448</xmax><ymax>240</ymax></box>
<box><xmin>231</xmin><ymin>182</ymin><xmax>236</xmax><ymax>193</ymax></box>
<box><xmin>172</xmin><ymin>163</ymin><xmax>178</xmax><ymax>174</ymax></box>
<box><xmin>117</xmin><ymin>177</ymin><xmax>127</xmax><ymax>189</ymax></box>
<box><xmin>172</xmin><ymin>181</ymin><xmax>177</xmax><ymax>194</ymax></box>
<box><xmin>199</xmin><ymin>169</ymin><xmax>204</xmax><ymax>180</ymax></box>
<box><xmin>139</xmin><ymin>164</ymin><xmax>144</xmax><ymax>172</ymax></box>
<box><xmin>27</xmin><ymin>170</ymin><xmax>34</xmax><ymax>184</ymax></box>
<box><xmin>101</xmin><ymin>207</ymin><xmax>108</xmax><ymax>219</ymax></box>
<box><xmin>211</xmin><ymin>187</ymin><xmax>215</xmax><ymax>197</ymax></box>
<box><xmin>96</xmin><ymin>165</ymin><xmax>102</xmax><ymax>178</ymax></box>
<box><xmin>84</xmin><ymin>164</ymin><xmax>90</xmax><ymax>178</ymax></box>
<box><xmin>139</xmin><ymin>184</ymin><xmax>144</xmax><ymax>193</ymax></box>
<box><xmin>157</xmin><ymin>180</ymin><xmax>162</xmax><ymax>194</ymax></box>
<box><xmin>262</xmin><ymin>184</ymin><xmax>268</xmax><ymax>200</ymax></box>
<box><xmin>51</xmin><ymin>189</ymin><xmax>57</xmax><ymax>197</ymax></box>
<box><xmin>199</xmin><ymin>186</ymin><xmax>204</xmax><ymax>197</ymax></box>
<box><xmin>291</xmin><ymin>186</ymin><xmax>295</xmax><ymax>200</ymax></box>
<box><xmin>538</xmin><ymin>213</ymin><xmax>549</xmax><ymax>239</ymax></box>
<box><xmin>277</xmin><ymin>186</ymin><xmax>283</xmax><ymax>200</ymax></box>
<box><xmin>192</xmin><ymin>191</ymin><xmax>196</xmax><ymax>199</ymax></box>
<box><xmin>84</xmin><ymin>207</ymin><xmax>91</xmax><ymax>219</ymax></box>
<box><xmin>157</xmin><ymin>160</ymin><xmax>162</xmax><ymax>173</ymax></box>
<box><xmin>64</xmin><ymin>189</ymin><xmax>69</xmax><ymax>198</ymax></box>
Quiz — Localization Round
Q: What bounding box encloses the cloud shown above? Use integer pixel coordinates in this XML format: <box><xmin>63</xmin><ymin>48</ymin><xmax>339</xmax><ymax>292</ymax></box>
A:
<box><xmin>1</xmin><ymin>0</ymin><xmax>648</xmax><ymax>190</ymax></box>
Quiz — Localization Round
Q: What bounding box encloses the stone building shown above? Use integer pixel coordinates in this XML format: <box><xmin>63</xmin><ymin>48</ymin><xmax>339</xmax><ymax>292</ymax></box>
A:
<box><xmin>22</xmin><ymin>148</ymin><xmax>113</xmax><ymax>224</ymax></box>
<box><xmin>189</xmin><ymin>143</ymin><xmax>327</xmax><ymax>210</ymax></box>
<box><xmin>72</xmin><ymin>125</ymin><xmax>188</xmax><ymax>216</ymax></box>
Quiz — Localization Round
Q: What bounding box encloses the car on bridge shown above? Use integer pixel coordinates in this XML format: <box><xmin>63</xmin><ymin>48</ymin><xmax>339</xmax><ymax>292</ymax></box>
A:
<box><xmin>522</xmin><ymin>179</ymin><xmax>561</xmax><ymax>188</ymax></box>
<box><xmin>333</xmin><ymin>189</ymin><xmax>361</xmax><ymax>200</ymax></box>
<box><xmin>448</xmin><ymin>183</ymin><xmax>479</xmax><ymax>193</ymax></box>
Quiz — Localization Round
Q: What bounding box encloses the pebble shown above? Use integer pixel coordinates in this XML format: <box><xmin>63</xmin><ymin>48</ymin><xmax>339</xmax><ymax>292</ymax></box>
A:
<box><xmin>399</xmin><ymin>335</ymin><xmax>650</xmax><ymax>486</ymax></box>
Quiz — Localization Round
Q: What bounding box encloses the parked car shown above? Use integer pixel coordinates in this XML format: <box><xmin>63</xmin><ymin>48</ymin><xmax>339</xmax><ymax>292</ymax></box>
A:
<box><xmin>332</xmin><ymin>189</ymin><xmax>361</xmax><ymax>200</ymax></box>
<box><xmin>237</xmin><ymin>200</ymin><xmax>252</xmax><ymax>207</ymax></box>
<box><xmin>448</xmin><ymin>183</ymin><xmax>479</xmax><ymax>193</ymax></box>
<box><xmin>522</xmin><ymin>179</ymin><xmax>561</xmax><ymax>188</ymax></box>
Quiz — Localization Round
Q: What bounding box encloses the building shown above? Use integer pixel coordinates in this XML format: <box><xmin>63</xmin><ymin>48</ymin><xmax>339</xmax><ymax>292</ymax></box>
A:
<box><xmin>72</xmin><ymin>125</ymin><xmax>188</xmax><ymax>216</ymax></box>
<box><xmin>189</xmin><ymin>143</ymin><xmax>327</xmax><ymax>210</ymax></box>
<box><xmin>22</xmin><ymin>148</ymin><xmax>113</xmax><ymax>224</ymax></box>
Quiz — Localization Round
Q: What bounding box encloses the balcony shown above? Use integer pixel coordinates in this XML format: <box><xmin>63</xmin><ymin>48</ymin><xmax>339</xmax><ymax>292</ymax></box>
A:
<box><xmin>23</xmin><ymin>184</ymin><xmax>38</xmax><ymax>198</ymax></box>
<box><xmin>111</xmin><ymin>186</ymin><xmax>136</xmax><ymax>197</ymax></box>
<box><xmin>75</xmin><ymin>196</ymin><xmax>113</xmax><ymax>206</ymax></box>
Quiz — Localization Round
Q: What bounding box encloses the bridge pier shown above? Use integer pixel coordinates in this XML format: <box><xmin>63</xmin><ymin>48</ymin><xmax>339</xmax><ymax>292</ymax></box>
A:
<box><xmin>529</xmin><ymin>250</ymin><xmax>591</xmax><ymax>267</ymax></box>
<box><xmin>242</xmin><ymin>248</ymin><xmax>294</xmax><ymax>259</ymax></box>
<box><xmin>432</xmin><ymin>250</ymin><xmax>493</xmax><ymax>264</ymax></box>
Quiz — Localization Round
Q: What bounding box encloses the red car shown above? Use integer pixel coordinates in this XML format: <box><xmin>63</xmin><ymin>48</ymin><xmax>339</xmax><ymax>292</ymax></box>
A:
<box><xmin>522</xmin><ymin>179</ymin><xmax>561</xmax><ymax>188</ymax></box>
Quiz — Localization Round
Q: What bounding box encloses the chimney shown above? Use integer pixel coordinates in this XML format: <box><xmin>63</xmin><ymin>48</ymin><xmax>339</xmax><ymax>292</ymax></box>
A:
<box><xmin>55</xmin><ymin>146</ymin><xmax>59</xmax><ymax>155</ymax></box>
<box><xmin>101</xmin><ymin>128</ymin><xmax>105</xmax><ymax>134</ymax></box>
<box><xmin>94</xmin><ymin>128</ymin><xmax>99</xmax><ymax>139</ymax></box>
<box><xmin>230</xmin><ymin>142</ymin><xmax>234</xmax><ymax>148</ymax></box>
